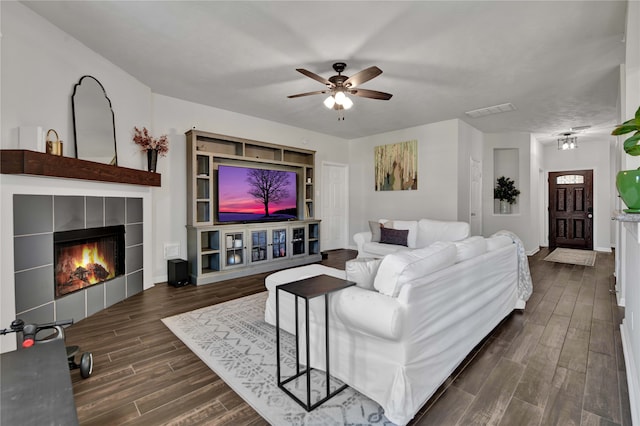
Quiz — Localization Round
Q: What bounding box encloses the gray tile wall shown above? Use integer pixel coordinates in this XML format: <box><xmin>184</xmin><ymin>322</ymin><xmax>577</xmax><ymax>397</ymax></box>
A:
<box><xmin>13</xmin><ymin>195</ymin><xmax>144</xmax><ymax>326</ymax></box>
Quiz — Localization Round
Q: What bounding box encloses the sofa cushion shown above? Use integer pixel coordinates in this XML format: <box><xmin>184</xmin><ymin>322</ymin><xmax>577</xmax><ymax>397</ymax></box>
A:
<box><xmin>374</xmin><ymin>241</ymin><xmax>457</xmax><ymax>297</ymax></box>
<box><xmin>335</xmin><ymin>286</ymin><xmax>403</xmax><ymax>340</ymax></box>
<box><xmin>346</xmin><ymin>258</ymin><xmax>383</xmax><ymax>291</ymax></box>
<box><xmin>362</xmin><ymin>241</ymin><xmax>412</xmax><ymax>257</ymax></box>
<box><xmin>387</xmin><ymin>220</ymin><xmax>418</xmax><ymax>248</ymax></box>
<box><xmin>380</xmin><ymin>227</ymin><xmax>409</xmax><ymax>246</ymax></box>
<box><xmin>416</xmin><ymin>219</ymin><xmax>470</xmax><ymax>247</ymax></box>
<box><xmin>454</xmin><ymin>236</ymin><xmax>487</xmax><ymax>263</ymax></box>
<box><xmin>486</xmin><ymin>235</ymin><xmax>512</xmax><ymax>251</ymax></box>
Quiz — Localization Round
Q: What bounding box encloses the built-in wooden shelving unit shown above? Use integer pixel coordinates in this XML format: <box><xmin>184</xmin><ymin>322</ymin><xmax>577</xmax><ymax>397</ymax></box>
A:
<box><xmin>184</xmin><ymin>130</ymin><xmax>320</xmax><ymax>285</ymax></box>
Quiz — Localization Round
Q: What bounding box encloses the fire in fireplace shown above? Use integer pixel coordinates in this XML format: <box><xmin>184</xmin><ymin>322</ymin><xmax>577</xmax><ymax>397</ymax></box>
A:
<box><xmin>54</xmin><ymin>225</ymin><xmax>125</xmax><ymax>298</ymax></box>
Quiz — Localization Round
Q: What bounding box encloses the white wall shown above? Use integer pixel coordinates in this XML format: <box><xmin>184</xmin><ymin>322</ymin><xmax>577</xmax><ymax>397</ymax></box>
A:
<box><xmin>483</xmin><ymin>132</ymin><xmax>540</xmax><ymax>253</ymax></box>
<box><xmin>0</xmin><ymin>2</ymin><xmax>151</xmax><ymax>170</ymax></box>
<box><xmin>348</xmin><ymin>119</ymin><xmax>461</xmax><ymax>238</ymax></box>
<box><xmin>542</xmin><ymin>138</ymin><xmax>613</xmax><ymax>252</ymax></box>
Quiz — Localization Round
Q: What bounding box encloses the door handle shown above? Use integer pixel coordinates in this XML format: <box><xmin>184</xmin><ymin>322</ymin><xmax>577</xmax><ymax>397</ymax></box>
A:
<box><xmin>587</xmin><ymin>213</ymin><xmax>593</xmax><ymax>219</ymax></box>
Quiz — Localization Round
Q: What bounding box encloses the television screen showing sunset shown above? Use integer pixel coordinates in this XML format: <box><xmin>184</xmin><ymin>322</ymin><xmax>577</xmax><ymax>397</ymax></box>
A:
<box><xmin>217</xmin><ymin>165</ymin><xmax>297</xmax><ymax>222</ymax></box>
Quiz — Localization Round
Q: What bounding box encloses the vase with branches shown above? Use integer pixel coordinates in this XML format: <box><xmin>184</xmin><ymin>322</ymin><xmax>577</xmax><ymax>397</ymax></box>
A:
<box><xmin>133</xmin><ymin>127</ymin><xmax>168</xmax><ymax>172</ymax></box>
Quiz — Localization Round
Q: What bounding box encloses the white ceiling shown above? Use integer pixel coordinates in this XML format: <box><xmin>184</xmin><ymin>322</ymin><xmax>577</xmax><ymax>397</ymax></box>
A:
<box><xmin>23</xmin><ymin>1</ymin><xmax>628</xmax><ymax>143</ymax></box>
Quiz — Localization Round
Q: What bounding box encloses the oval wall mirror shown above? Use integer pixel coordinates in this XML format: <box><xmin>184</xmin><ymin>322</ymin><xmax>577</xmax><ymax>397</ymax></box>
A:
<box><xmin>72</xmin><ymin>75</ymin><xmax>118</xmax><ymax>165</ymax></box>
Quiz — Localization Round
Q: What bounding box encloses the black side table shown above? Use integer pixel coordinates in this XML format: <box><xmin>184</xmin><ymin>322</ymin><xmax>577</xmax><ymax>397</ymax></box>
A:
<box><xmin>1</xmin><ymin>339</ymin><xmax>79</xmax><ymax>425</ymax></box>
<box><xmin>276</xmin><ymin>274</ymin><xmax>355</xmax><ymax>411</ymax></box>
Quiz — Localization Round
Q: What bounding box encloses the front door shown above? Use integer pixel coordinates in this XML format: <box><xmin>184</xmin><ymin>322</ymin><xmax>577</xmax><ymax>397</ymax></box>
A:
<box><xmin>548</xmin><ymin>170</ymin><xmax>593</xmax><ymax>250</ymax></box>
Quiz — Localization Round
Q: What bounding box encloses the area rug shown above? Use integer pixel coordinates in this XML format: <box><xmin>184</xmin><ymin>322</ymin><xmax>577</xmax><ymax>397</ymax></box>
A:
<box><xmin>543</xmin><ymin>248</ymin><xmax>596</xmax><ymax>266</ymax></box>
<box><xmin>162</xmin><ymin>292</ymin><xmax>395</xmax><ymax>425</ymax></box>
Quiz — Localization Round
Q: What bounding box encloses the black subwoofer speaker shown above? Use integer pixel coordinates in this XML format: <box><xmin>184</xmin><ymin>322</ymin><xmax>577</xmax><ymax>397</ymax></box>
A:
<box><xmin>168</xmin><ymin>259</ymin><xmax>189</xmax><ymax>287</ymax></box>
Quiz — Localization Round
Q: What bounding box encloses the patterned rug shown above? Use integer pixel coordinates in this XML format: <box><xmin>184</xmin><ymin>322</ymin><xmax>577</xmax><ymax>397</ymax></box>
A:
<box><xmin>543</xmin><ymin>248</ymin><xmax>596</xmax><ymax>266</ymax></box>
<box><xmin>162</xmin><ymin>292</ymin><xmax>395</xmax><ymax>425</ymax></box>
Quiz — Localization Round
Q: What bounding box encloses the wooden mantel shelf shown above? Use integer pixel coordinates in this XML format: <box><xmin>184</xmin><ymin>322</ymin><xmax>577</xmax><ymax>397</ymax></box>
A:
<box><xmin>0</xmin><ymin>150</ymin><xmax>161</xmax><ymax>187</ymax></box>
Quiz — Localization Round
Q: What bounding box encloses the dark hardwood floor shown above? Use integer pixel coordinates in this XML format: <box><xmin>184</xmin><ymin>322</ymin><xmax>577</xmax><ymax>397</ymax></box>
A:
<box><xmin>65</xmin><ymin>248</ymin><xmax>632</xmax><ymax>425</ymax></box>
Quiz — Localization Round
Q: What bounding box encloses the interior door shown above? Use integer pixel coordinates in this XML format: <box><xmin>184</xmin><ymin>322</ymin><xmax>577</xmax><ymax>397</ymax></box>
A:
<box><xmin>321</xmin><ymin>162</ymin><xmax>349</xmax><ymax>250</ymax></box>
<box><xmin>548</xmin><ymin>170</ymin><xmax>593</xmax><ymax>250</ymax></box>
<box><xmin>469</xmin><ymin>158</ymin><xmax>482</xmax><ymax>236</ymax></box>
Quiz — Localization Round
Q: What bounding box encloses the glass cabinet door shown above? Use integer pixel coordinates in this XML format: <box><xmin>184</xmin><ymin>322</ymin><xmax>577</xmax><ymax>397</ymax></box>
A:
<box><xmin>224</xmin><ymin>231</ymin><xmax>245</xmax><ymax>267</ymax></box>
<box><xmin>250</xmin><ymin>230</ymin><xmax>268</xmax><ymax>263</ymax></box>
<box><xmin>291</xmin><ymin>227</ymin><xmax>306</xmax><ymax>256</ymax></box>
<box><xmin>272</xmin><ymin>228</ymin><xmax>287</xmax><ymax>259</ymax></box>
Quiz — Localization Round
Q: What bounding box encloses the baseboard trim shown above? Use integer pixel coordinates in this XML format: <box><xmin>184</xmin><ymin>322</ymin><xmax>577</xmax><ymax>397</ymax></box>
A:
<box><xmin>594</xmin><ymin>246</ymin><xmax>613</xmax><ymax>253</ymax></box>
<box><xmin>620</xmin><ymin>320</ymin><xmax>639</xmax><ymax>426</ymax></box>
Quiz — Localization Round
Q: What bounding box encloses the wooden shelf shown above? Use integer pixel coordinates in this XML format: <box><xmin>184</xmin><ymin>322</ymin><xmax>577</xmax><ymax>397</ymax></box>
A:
<box><xmin>0</xmin><ymin>150</ymin><xmax>161</xmax><ymax>187</ymax></box>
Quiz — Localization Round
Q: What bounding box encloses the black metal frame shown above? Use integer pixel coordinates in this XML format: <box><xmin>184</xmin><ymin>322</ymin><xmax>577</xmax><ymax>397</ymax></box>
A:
<box><xmin>275</xmin><ymin>276</ymin><xmax>353</xmax><ymax>411</ymax></box>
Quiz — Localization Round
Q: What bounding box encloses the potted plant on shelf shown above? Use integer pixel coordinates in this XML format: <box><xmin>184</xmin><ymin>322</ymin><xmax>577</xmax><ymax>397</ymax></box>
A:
<box><xmin>133</xmin><ymin>127</ymin><xmax>169</xmax><ymax>173</ymax></box>
<box><xmin>494</xmin><ymin>176</ymin><xmax>521</xmax><ymax>214</ymax></box>
<box><xmin>613</xmin><ymin>106</ymin><xmax>640</xmax><ymax>213</ymax></box>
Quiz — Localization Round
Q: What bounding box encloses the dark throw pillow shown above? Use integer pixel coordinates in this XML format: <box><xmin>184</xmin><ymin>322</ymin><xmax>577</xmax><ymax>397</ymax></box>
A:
<box><xmin>379</xmin><ymin>227</ymin><xmax>409</xmax><ymax>246</ymax></box>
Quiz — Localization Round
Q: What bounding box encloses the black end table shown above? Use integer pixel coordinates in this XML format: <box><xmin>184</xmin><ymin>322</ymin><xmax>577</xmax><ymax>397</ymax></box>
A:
<box><xmin>1</xmin><ymin>339</ymin><xmax>79</xmax><ymax>425</ymax></box>
<box><xmin>275</xmin><ymin>274</ymin><xmax>355</xmax><ymax>411</ymax></box>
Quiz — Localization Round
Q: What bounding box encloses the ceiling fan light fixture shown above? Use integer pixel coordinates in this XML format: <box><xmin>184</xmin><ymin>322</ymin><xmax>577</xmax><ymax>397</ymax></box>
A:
<box><xmin>288</xmin><ymin>62</ymin><xmax>392</xmax><ymax>118</ymax></box>
<box><xmin>323</xmin><ymin>95</ymin><xmax>335</xmax><ymax>109</ymax></box>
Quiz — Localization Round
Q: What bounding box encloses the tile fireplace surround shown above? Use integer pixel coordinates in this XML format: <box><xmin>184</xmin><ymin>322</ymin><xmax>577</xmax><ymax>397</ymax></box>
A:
<box><xmin>13</xmin><ymin>194</ymin><xmax>143</xmax><ymax>327</ymax></box>
<box><xmin>0</xmin><ymin>169</ymin><xmax>154</xmax><ymax>353</ymax></box>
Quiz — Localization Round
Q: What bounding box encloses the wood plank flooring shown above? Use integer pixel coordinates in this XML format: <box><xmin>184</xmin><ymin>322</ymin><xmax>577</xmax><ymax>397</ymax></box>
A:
<box><xmin>65</xmin><ymin>248</ymin><xmax>632</xmax><ymax>425</ymax></box>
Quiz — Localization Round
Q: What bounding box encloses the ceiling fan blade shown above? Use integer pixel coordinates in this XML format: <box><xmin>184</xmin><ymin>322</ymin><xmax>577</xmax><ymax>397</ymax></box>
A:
<box><xmin>296</xmin><ymin>68</ymin><xmax>333</xmax><ymax>86</ymax></box>
<box><xmin>349</xmin><ymin>88</ymin><xmax>393</xmax><ymax>100</ymax></box>
<box><xmin>344</xmin><ymin>66</ymin><xmax>382</xmax><ymax>88</ymax></box>
<box><xmin>287</xmin><ymin>90</ymin><xmax>328</xmax><ymax>99</ymax></box>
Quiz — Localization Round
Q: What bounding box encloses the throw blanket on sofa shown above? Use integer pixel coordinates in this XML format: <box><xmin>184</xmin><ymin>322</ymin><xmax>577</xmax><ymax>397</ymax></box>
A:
<box><xmin>493</xmin><ymin>230</ymin><xmax>533</xmax><ymax>303</ymax></box>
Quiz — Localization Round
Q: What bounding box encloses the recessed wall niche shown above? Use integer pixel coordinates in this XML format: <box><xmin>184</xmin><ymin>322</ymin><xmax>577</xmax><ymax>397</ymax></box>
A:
<box><xmin>493</xmin><ymin>148</ymin><xmax>520</xmax><ymax>214</ymax></box>
<box><xmin>13</xmin><ymin>195</ymin><xmax>144</xmax><ymax>326</ymax></box>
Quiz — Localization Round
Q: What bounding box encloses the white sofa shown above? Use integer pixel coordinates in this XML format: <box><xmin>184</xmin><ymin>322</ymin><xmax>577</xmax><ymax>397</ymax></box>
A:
<box><xmin>264</xmin><ymin>233</ymin><xmax>531</xmax><ymax>425</ymax></box>
<box><xmin>353</xmin><ymin>218</ymin><xmax>470</xmax><ymax>258</ymax></box>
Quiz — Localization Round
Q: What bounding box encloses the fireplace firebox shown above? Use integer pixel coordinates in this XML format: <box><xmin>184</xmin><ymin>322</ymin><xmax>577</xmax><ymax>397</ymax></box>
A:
<box><xmin>53</xmin><ymin>225</ymin><xmax>125</xmax><ymax>298</ymax></box>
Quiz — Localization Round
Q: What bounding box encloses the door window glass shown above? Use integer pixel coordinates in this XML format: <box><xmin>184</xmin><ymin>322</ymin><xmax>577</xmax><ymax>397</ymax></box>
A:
<box><xmin>556</xmin><ymin>175</ymin><xmax>584</xmax><ymax>184</ymax></box>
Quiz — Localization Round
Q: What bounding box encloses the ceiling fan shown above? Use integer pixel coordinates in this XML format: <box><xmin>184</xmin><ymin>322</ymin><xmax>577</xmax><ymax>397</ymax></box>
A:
<box><xmin>288</xmin><ymin>62</ymin><xmax>393</xmax><ymax>113</ymax></box>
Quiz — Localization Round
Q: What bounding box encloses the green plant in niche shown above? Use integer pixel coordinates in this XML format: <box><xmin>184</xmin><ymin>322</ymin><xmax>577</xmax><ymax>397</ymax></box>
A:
<box><xmin>494</xmin><ymin>176</ymin><xmax>521</xmax><ymax>204</ymax></box>
<box><xmin>612</xmin><ymin>105</ymin><xmax>640</xmax><ymax>158</ymax></box>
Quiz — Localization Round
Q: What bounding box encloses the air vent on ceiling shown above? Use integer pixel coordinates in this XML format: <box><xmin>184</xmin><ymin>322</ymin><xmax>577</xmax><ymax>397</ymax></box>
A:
<box><xmin>570</xmin><ymin>125</ymin><xmax>591</xmax><ymax>132</ymax></box>
<box><xmin>465</xmin><ymin>102</ymin><xmax>516</xmax><ymax>118</ymax></box>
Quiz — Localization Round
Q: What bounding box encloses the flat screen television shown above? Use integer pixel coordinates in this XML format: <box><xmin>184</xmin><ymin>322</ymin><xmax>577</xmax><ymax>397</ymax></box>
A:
<box><xmin>217</xmin><ymin>164</ymin><xmax>298</xmax><ymax>223</ymax></box>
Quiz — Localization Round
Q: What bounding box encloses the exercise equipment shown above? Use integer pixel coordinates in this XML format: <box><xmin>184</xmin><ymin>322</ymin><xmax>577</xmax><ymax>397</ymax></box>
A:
<box><xmin>1</xmin><ymin>318</ymin><xmax>93</xmax><ymax>379</ymax></box>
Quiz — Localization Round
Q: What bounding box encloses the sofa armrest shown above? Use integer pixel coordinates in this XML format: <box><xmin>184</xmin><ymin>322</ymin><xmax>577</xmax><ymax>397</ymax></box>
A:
<box><xmin>353</xmin><ymin>231</ymin><xmax>372</xmax><ymax>256</ymax></box>
<box><xmin>334</xmin><ymin>286</ymin><xmax>403</xmax><ymax>340</ymax></box>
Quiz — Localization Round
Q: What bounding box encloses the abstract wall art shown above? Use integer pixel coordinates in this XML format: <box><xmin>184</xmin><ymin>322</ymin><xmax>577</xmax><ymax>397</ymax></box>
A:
<box><xmin>374</xmin><ymin>139</ymin><xmax>418</xmax><ymax>191</ymax></box>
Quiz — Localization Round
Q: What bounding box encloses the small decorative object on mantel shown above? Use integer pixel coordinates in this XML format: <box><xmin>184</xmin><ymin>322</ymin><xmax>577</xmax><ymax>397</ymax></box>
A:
<box><xmin>45</xmin><ymin>129</ymin><xmax>63</xmax><ymax>156</ymax></box>
<box><xmin>494</xmin><ymin>176</ymin><xmax>521</xmax><ymax>214</ymax></box>
<box><xmin>612</xmin><ymin>105</ymin><xmax>640</xmax><ymax>213</ymax></box>
<box><xmin>133</xmin><ymin>126</ymin><xmax>168</xmax><ymax>173</ymax></box>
